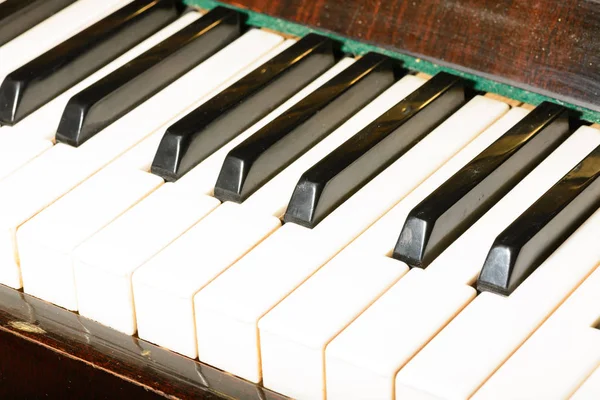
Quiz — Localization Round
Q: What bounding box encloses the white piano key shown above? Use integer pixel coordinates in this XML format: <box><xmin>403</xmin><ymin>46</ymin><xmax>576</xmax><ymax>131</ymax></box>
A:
<box><xmin>474</xmin><ymin>258</ymin><xmax>600</xmax><ymax>399</ymax></box>
<box><xmin>395</xmin><ymin>206</ymin><xmax>600</xmax><ymax>400</ymax></box>
<box><xmin>0</xmin><ymin>137</ymin><xmax>53</xmax><ymax>181</ymax></box>
<box><xmin>0</xmin><ymin>0</ymin><xmax>132</xmax><ymax>82</ymax></box>
<box><xmin>73</xmin><ymin>183</ymin><xmax>220</xmax><ymax>334</ymax></box>
<box><xmin>256</xmin><ymin>95</ymin><xmax>509</xmax><ymax>399</ymax></box>
<box><xmin>573</xmin><ymin>365</ymin><xmax>600</xmax><ymax>399</ymax></box>
<box><xmin>0</xmin><ymin>11</ymin><xmax>203</xmax><ymax>178</ymax></box>
<box><xmin>133</xmin><ymin>201</ymin><xmax>281</xmax><ymax>358</ymax></box>
<box><xmin>193</xmin><ymin>94</ymin><xmax>508</xmax><ymax>384</ymax></box>
<box><xmin>18</xmin><ymin>167</ymin><xmax>163</xmax><ymax>311</ymax></box>
<box><xmin>326</xmin><ymin>267</ymin><xmax>475</xmax><ymax>400</ymax></box>
<box><xmin>260</xmin><ymin>252</ymin><xmax>408</xmax><ymax>400</ymax></box>
<box><xmin>346</xmin><ymin>106</ymin><xmax>530</xmax><ymax>258</ymax></box>
<box><xmin>0</xmin><ymin>29</ymin><xmax>284</xmax><ymax>290</ymax></box>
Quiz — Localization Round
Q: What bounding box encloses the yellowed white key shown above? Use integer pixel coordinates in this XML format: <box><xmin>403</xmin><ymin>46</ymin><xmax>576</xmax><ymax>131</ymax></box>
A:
<box><xmin>395</xmin><ymin>207</ymin><xmax>600</xmax><ymax>400</ymax></box>
<box><xmin>132</xmin><ymin>74</ymin><xmax>427</xmax><ymax>359</ymax></box>
<box><xmin>572</xmin><ymin>364</ymin><xmax>600</xmax><ymax>399</ymax></box>
<box><xmin>74</xmin><ymin>183</ymin><xmax>220</xmax><ymax>335</ymax></box>
<box><xmin>0</xmin><ymin>12</ymin><xmax>203</xmax><ymax>180</ymax></box>
<box><xmin>0</xmin><ymin>0</ymin><xmax>132</xmax><ymax>82</ymax></box>
<box><xmin>193</xmin><ymin>94</ymin><xmax>509</xmax><ymax>384</ymax></box>
<box><xmin>0</xmin><ymin>30</ymin><xmax>284</xmax><ymax>290</ymax></box>
<box><xmin>474</xmin><ymin>261</ymin><xmax>600</xmax><ymax>399</ymax></box>
<box><xmin>257</xmin><ymin>96</ymin><xmax>510</xmax><ymax>399</ymax></box>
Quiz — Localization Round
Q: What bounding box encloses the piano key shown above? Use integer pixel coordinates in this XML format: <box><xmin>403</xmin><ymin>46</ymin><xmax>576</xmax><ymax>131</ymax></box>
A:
<box><xmin>474</xmin><ymin>259</ymin><xmax>600</xmax><ymax>399</ymax></box>
<box><xmin>0</xmin><ymin>137</ymin><xmax>53</xmax><ymax>181</ymax></box>
<box><xmin>0</xmin><ymin>11</ymin><xmax>205</xmax><ymax>179</ymax></box>
<box><xmin>0</xmin><ymin>29</ymin><xmax>284</xmax><ymax>290</ymax></box>
<box><xmin>345</xmin><ymin>107</ymin><xmax>530</xmax><ymax>259</ymax></box>
<box><xmin>56</xmin><ymin>7</ymin><xmax>243</xmax><ymax>147</ymax></box>
<box><xmin>283</xmin><ymin>72</ymin><xmax>465</xmax><ymax>228</ymax></box>
<box><xmin>132</xmin><ymin>74</ymin><xmax>427</xmax><ymax>359</ymax></box>
<box><xmin>213</xmin><ymin>52</ymin><xmax>397</xmax><ymax>203</ymax></box>
<box><xmin>15</xmin><ymin>40</ymin><xmax>292</xmax><ymax>311</ymax></box>
<box><xmin>71</xmin><ymin>47</ymin><xmax>357</xmax><ymax>335</ymax></box>
<box><xmin>18</xmin><ymin>167</ymin><xmax>163</xmax><ymax>311</ymax></box>
<box><xmin>74</xmin><ymin>183</ymin><xmax>220</xmax><ymax>334</ymax></box>
<box><xmin>426</xmin><ymin>125</ymin><xmax>600</xmax><ymax>287</ymax></box>
<box><xmin>395</xmin><ymin>179</ymin><xmax>600</xmax><ymax>398</ymax></box>
<box><xmin>18</xmin><ymin>47</ymin><xmax>344</xmax><ymax>315</ymax></box>
<box><xmin>392</xmin><ymin>101</ymin><xmax>571</xmax><ymax>268</ymax></box>
<box><xmin>0</xmin><ymin>0</ymin><xmax>76</xmax><ymax>47</ymax></box>
<box><xmin>257</xmin><ymin>96</ymin><xmax>509</xmax><ymax>399</ymax></box>
<box><xmin>572</xmin><ymin>365</ymin><xmax>600</xmax><ymax>399</ymax></box>
<box><xmin>0</xmin><ymin>0</ymin><xmax>130</xmax><ymax>83</ymax></box>
<box><xmin>192</xmin><ymin>82</ymin><xmax>509</xmax><ymax>384</ymax></box>
<box><xmin>0</xmin><ymin>0</ymin><xmax>182</xmax><ymax>124</ymax></box>
<box><xmin>319</xmin><ymin>109</ymin><xmax>527</xmax><ymax>400</ymax></box>
<box><xmin>478</xmin><ymin>144</ymin><xmax>600</xmax><ymax>295</ymax></box>
<box><xmin>151</xmin><ymin>33</ymin><xmax>341</xmax><ymax>181</ymax></box>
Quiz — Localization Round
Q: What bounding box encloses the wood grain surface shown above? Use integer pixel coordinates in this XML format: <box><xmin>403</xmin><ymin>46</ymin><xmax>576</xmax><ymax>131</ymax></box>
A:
<box><xmin>220</xmin><ymin>0</ymin><xmax>600</xmax><ymax>112</ymax></box>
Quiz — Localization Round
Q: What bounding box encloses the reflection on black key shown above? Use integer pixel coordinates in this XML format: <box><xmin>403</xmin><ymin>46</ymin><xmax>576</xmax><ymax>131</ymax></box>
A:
<box><xmin>0</xmin><ymin>0</ymin><xmax>182</xmax><ymax>125</ymax></box>
<box><xmin>56</xmin><ymin>7</ymin><xmax>243</xmax><ymax>147</ymax></box>
<box><xmin>151</xmin><ymin>33</ymin><xmax>341</xmax><ymax>181</ymax></box>
<box><xmin>214</xmin><ymin>53</ymin><xmax>399</xmax><ymax>203</ymax></box>
<box><xmin>477</xmin><ymin>144</ymin><xmax>600</xmax><ymax>295</ymax></box>
<box><xmin>393</xmin><ymin>102</ymin><xmax>571</xmax><ymax>268</ymax></box>
<box><xmin>283</xmin><ymin>72</ymin><xmax>465</xmax><ymax>229</ymax></box>
<box><xmin>0</xmin><ymin>0</ymin><xmax>77</xmax><ymax>47</ymax></box>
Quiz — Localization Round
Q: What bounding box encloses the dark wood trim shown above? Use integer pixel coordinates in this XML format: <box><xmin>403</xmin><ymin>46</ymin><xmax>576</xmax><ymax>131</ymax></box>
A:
<box><xmin>219</xmin><ymin>0</ymin><xmax>600</xmax><ymax>113</ymax></box>
<box><xmin>0</xmin><ymin>284</ymin><xmax>287</xmax><ymax>400</ymax></box>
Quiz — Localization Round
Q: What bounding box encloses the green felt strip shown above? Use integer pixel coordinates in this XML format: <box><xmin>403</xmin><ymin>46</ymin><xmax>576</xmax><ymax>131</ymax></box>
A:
<box><xmin>186</xmin><ymin>0</ymin><xmax>600</xmax><ymax>124</ymax></box>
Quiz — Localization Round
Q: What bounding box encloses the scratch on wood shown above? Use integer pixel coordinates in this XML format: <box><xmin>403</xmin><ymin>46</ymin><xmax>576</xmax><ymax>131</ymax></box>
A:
<box><xmin>8</xmin><ymin>321</ymin><xmax>46</xmax><ymax>334</ymax></box>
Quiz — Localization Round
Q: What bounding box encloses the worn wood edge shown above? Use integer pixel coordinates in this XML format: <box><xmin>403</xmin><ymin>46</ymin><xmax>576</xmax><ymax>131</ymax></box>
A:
<box><xmin>186</xmin><ymin>0</ymin><xmax>600</xmax><ymax>124</ymax></box>
<box><xmin>0</xmin><ymin>284</ymin><xmax>287</xmax><ymax>400</ymax></box>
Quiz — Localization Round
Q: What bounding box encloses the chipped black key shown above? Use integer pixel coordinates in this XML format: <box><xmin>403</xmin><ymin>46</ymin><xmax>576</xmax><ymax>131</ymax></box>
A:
<box><xmin>56</xmin><ymin>7</ymin><xmax>243</xmax><ymax>147</ymax></box>
<box><xmin>477</xmin><ymin>144</ymin><xmax>600</xmax><ymax>295</ymax></box>
<box><xmin>214</xmin><ymin>53</ymin><xmax>399</xmax><ymax>203</ymax></box>
<box><xmin>0</xmin><ymin>0</ymin><xmax>182</xmax><ymax>125</ymax></box>
<box><xmin>0</xmin><ymin>0</ymin><xmax>77</xmax><ymax>47</ymax></box>
<box><xmin>283</xmin><ymin>72</ymin><xmax>465</xmax><ymax>228</ymax></box>
<box><xmin>151</xmin><ymin>33</ymin><xmax>341</xmax><ymax>181</ymax></box>
<box><xmin>393</xmin><ymin>102</ymin><xmax>572</xmax><ymax>268</ymax></box>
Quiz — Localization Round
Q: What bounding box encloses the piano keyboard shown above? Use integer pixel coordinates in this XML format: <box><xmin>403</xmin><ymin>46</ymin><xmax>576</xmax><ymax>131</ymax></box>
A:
<box><xmin>1</xmin><ymin>2</ymin><xmax>599</xmax><ymax>399</ymax></box>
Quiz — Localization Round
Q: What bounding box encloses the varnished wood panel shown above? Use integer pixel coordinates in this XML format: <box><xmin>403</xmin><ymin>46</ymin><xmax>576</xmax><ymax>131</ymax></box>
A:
<box><xmin>220</xmin><ymin>0</ymin><xmax>600</xmax><ymax>112</ymax></box>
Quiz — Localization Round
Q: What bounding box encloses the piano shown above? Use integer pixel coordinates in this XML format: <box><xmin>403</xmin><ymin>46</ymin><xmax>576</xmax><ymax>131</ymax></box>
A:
<box><xmin>0</xmin><ymin>0</ymin><xmax>598</xmax><ymax>398</ymax></box>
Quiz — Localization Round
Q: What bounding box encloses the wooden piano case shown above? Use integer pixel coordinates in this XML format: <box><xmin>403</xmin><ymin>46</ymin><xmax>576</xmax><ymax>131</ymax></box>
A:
<box><xmin>0</xmin><ymin>0</ymin><xmax>598</xmax><ymax>398</ymax></box>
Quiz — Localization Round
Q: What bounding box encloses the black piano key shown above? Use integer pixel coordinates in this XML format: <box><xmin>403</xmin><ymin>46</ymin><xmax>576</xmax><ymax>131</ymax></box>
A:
<box><xmin>392</xmin><ymin>102</ymin><xmax>571</xmax><ymax>268</ymax></box>
<box><xmin>213</xmin><ymin>52</ymin><xmax>399</xmax><ymax>203</ymax></box>
<box><xmin>0</xmin><ymin>0</ymin><xmax>77</xmax><ymax>47</ymax></box>
<box><xmin>55</xmin><ymin>7</ymin><xmax>243</xmax><ymax>147</ymax></box>
<box><xmin>283</xmin><ymin>72</ymin><xmax>465</xmax><ymax>229</ymax></box>
<box><xmin>151</xmin><ymin>33</ymin><xmax>342</xmax><ymax>181</ymax></box>
<box><xmin>0</xmin><ymin>0</ymin><xmax>182</xmax><ymax>125</ymax></box>
<box><xmin>477</xmin><ymin>144</ymin><xmax>600</xmax><ymax>295</ymax></box>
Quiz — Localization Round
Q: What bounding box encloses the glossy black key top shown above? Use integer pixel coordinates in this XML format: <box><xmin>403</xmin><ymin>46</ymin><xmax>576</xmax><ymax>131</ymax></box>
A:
<box><xmin>477</xmin><ymin>144</ymin><xmax>600</xmax><ymax>295</ymax></box>
<box><xmin>151</xmin><ymin>33</ymin><xmax>341</xmax><ymax>181</ymax></box>
<box><xmin>214</xmin><ymin>53</ymin><xmax>399</xmax><ymax>203</ymax></box>
<box><xmin>0</xmin><ymin>0</ymin><xmax>77</xmax><ymax>47</ymax></box>
<box><xmin>283</xmin><ymin>72</ymin><xmax>465</xmax><ymax>229</ymax></box>
<box><xmin>55</xmin><ymin>7</ymin><xmax>243</xmax><ymax>147</ymax></box>
<box><xmin>393</xmin><ymin>102</ymin><xmax>571</xmax><ymax>268</ymax></box>
<box><xmin>0</xmin><ymin>0</ymin><xmax>182</xmax><ymax>125</ymax></box>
